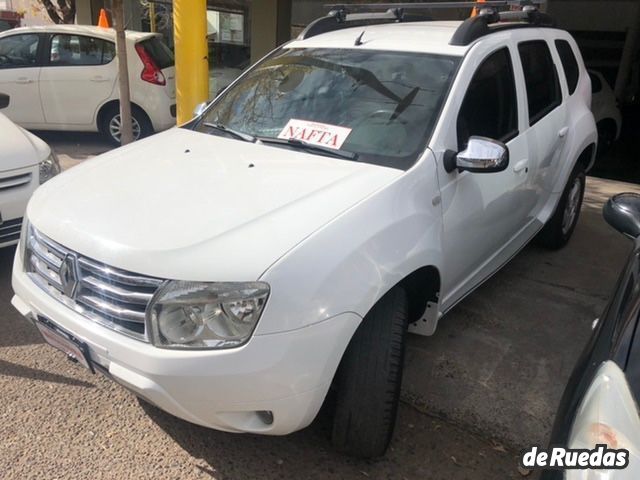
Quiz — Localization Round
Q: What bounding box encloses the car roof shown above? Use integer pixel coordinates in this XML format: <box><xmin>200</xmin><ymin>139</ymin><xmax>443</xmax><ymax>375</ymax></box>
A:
<box><xmin>287</xmin><ymin>20</ymin><xmax>560</xmax><ymax>56</ymax></box>
<box><xmin>287</xmin><ymin>21</ymin><xmax>467</xmax><ymax>56</ymax></box>
<box><xmin>0</xmin><ymin>25</ymin><xmax>157</xmax><ymax>42</ymax></box>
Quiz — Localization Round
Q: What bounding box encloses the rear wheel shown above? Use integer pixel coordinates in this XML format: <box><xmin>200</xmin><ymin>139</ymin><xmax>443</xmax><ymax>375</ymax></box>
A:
<box><xmin>331</xmin><ymin>287</ymin><xmax>408</xmax><ymax>458</ymax></box>
<box><xmin>536</xmin><ymin>163</ymin><xmax>586</xmax><ymax>250</ymax></box>
<box><xmin>100</xmin><ymin>104</ymin><xmax>153</xmax><ymax>146</ymax></box>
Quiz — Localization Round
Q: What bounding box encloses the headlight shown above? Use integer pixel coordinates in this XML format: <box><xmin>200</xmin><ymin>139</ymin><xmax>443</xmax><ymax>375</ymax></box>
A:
<box><xmin>39</xmin><ymin>151</ymin><xmax>60</xmax><ymax>184</ymax></box>
<box><xmin>148</xmin><ymin>281</ymin><xmax>269</xmax><ymax>349</ymax></box>
<box><xmin>567</xmin><ymin>360</ymin><xmax>640</xmax><ymax>477</ymax></box>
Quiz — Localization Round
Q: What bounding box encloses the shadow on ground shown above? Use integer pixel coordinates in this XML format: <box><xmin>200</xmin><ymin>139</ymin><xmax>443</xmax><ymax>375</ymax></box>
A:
<box><xmin>139</xmin><ymin>397</ymin><xmax>521</xmax><ymax>479</ymax></box>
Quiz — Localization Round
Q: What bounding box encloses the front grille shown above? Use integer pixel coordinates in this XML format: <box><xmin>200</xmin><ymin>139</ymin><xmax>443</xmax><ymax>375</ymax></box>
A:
<box><xmin>0</xmin><ymin>217</ymin><xmax>22</xmax><ymax>244</ymax></box>
<box><xmin>0</xmin><ymin>173</ymin><xmax>31</xmax><ymax>191</ymax></box>
<box><xmin>25</xmin><ymin>227</ymin><xmax>163</xmax><ymax>341</ymax></box>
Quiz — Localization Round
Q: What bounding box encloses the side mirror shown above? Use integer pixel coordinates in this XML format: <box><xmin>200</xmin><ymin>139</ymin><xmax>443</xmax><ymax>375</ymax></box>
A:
<box><xmin>0</xmin><ymin>93</ymin><xmax>9</xmax><ymax>110</ymax></box>
<box><xmin>603</xmin><ymin>193</ymin><xmax>640</xmax><ymax>238</ymax></box>
<box><xmin>444</xmin><ymin>136</ymin><xmax>509</xmax><ymax>174</ymax></box>
<box><xmin>193</xmin><ymin>101</ymin><xmax>208</xmax><ymax>119</ymax></box>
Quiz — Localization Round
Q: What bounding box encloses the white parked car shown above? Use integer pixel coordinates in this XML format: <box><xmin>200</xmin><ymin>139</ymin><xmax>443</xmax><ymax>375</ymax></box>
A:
<box><xmin>0</xmin><ymin>92</ymin><xmax>58</xmax><ymax>247</ymax></box>
<box><xmin>11</xmin><ymin>5</ymin><xmax>597</xmax><ymax>458</ymax></box>
<box><xmin>588</xmin><ymin>70</ymin><xmax>622</xmax><ymax>156</ymax></box>
<box><xmin>0</xmin><ymin>25</ymin><xmax>176</xmax><ymax>145</ymax></box>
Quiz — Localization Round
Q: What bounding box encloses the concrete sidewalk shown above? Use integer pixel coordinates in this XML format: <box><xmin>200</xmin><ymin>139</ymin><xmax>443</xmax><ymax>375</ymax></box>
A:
<box><xmin>402</xmin><ymin>177</ymin><xmax>639</xmax><ymax>450</ymax></box>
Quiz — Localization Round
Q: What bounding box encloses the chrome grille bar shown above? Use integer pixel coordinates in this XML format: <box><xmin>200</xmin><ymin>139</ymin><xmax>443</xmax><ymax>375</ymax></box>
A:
<box><xmin>31</xmin><ymin>239</ymin><xmax>64</xmax><ymax>271</ymax></box>
<box><xmin>26</xmin><ymin>227</ymin><xmax>163</xmax><ymax>341</ymax></box>
<box><xmin>79</xmin><ymin>276</ymin><xmax>154</xmax><ymax>305</ymax></box>
<box><xmin>29</xmin><ymin>254</ymin><xmax>64</xmax><ymax>291</ymax></box>
<box><xmin>0</xmin><ymin>173</ymin><xmax>31</xmax><ymax>191</ymax></box>
<box><xmin>0</xmin><ymin>217</ymin><xmax>22</xmax><ymax>243</ymax></box>
<box><xmin>77</xmin><ymin>257</ymin><xmax>164</xmax><ymax>288</ymax></box>
<box><xmin>75</xmin><ymin>295</ymin><xmax>147</xmax><ymax>323</ymax></box>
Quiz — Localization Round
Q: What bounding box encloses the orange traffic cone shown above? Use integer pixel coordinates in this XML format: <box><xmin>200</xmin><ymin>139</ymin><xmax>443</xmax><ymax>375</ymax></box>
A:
<box><xmin>97</xmin><ymin>8</ymin><xmax>110</xmax><ymax>28</ymax></box>
<box><xmin>471</xmin><ymin>0</ymin><xmax>486</xmax><ymax>17</ymax></box>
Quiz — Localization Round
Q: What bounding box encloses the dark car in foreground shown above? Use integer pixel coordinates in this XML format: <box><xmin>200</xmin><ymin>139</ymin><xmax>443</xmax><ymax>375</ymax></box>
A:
<box><xmin>542</xmin><ymin>193</ymin><xmax>640</xmax><ymax>479</ymax></box>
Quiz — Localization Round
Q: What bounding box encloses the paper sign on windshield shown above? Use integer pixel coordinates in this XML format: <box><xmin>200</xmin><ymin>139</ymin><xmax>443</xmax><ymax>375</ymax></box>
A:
<box><xmin>278</xmin><ymin>119</ymin><xmax>352</xmax><ymax>150</ymax></box>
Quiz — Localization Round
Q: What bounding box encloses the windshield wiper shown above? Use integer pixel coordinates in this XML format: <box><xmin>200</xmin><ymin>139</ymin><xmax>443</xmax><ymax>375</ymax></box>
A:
<box><xmin>257</xmin><ymin>137</ymin><xmax>358</xmax><ymax>161</ymax></box>
<box><xmin>202</xmin><ymin>122</ymin><xmax>256</xmax><ymax>143</ymax></box>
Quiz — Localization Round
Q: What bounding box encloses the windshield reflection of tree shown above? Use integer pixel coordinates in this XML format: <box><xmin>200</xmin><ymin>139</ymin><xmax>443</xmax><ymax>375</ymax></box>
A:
<box><xmin>204</xmin><ymin>49</ymin><xmax>457</xmax><ymax>168</ymax></box>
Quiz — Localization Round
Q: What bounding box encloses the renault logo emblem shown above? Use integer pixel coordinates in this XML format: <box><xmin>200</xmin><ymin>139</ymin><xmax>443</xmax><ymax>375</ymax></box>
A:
<box><xmin>58</xmin><ymin>254</ymin><xmax>78</xmax><ymax>298</ymax></box>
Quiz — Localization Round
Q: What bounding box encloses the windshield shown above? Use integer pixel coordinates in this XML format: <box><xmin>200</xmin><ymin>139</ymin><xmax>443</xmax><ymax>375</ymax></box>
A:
<box><xmin>195</xmin><ymin>48</ymin><xmax>459</xmax><ymax>170</ymax></box>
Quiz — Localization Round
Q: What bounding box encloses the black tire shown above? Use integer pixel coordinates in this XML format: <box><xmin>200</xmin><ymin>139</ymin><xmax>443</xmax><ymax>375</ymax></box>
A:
<box><xmin>536</xmin><ymin>164</ymin><xmax>586</xmax><ymax>250</ymax></box>
<box><xmin>100</xmin><ymin>104</ymin><xmax>153</xmax><ymax>146</ymax></box>
<box><xmin>331</xmin><ymin>287</ymin><xmax>408</xmax><ymax>458</ymax></box>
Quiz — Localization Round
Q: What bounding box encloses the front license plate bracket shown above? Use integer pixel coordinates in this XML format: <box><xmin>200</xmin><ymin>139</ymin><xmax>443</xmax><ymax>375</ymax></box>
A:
<box><xmin>35</xmin><ymin>316</ymin><xmax>95</xmax><ymax>374</ymax></box>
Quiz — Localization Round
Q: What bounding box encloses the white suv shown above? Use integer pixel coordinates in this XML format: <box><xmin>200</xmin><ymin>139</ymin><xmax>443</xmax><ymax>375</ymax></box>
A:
<box><xmin>11</xmin><ymin>4</ymin><xmax>596</xmax><ymax>458</ymax></box>
<box><xmin>0</xmin><ymin>25</ymin><xmax>176</xmax><ymax>145</ymax></box>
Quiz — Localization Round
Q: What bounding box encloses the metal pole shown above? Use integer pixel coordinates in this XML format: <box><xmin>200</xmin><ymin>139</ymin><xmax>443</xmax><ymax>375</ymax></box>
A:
<box><xmin>112</xmin><ymin>0</ymin><xmax>134</xmax><ymax>145</ymax></box>
<box><xmin>174</xmin><ymin>0</ymin><xmax>209</xmax><ymax>125</ymax></box>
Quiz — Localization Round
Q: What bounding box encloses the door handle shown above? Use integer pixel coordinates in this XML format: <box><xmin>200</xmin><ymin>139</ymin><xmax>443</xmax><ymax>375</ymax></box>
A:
<box><xmin>90</xmin><ymin>76</ymin><xmax>110</xmax><ymax>83</ymax></box>
<box><xmin>513</xmin><ymin>159</ymin><xmax>529</xmax><ymax>173</ymax></box>
<box><xmin>15</xmin><ymin>77</ymin><xmax>33</xmax><ymax>84</ymax></box>
<box><xmin>558</xmin><ymin>127</ymin><xmax>569</xmax><ymax>138</ymax></box>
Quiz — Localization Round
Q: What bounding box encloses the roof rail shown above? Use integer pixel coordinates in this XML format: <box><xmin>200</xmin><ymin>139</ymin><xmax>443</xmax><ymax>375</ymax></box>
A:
<box><xmin>297</xmin><ymin>1</ymin><xmax>552</xmax><ymax>45</ymax></box>
<box><xmin>450</xmin><ymin>4</ymin><xmax>555</xmax><ymax>45</ymax></box>
<box><xmin>298</xmin><ymin>8</ymin><xmax>431</xmax><ymax>40</ymax></box>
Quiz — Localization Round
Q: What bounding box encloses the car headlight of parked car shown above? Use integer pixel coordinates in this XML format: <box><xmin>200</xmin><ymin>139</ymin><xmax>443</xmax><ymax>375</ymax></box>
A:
<box><xmin>148</xmin><ymin>281</ymin><xmax>269</xmax><ymax>349</ymax></box>
<box><xmin>39</xmin><ymin>152</ymin><xmax>61</xmax><ymax>184</ymax></box>
<box><xmin>568</xmin><ymin>361</ymin><xmax>640</xmax><ymax>456</ymax></box>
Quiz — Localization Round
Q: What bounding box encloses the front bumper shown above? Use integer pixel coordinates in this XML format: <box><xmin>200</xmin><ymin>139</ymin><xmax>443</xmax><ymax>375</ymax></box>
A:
<box><xmin>12</xmin><ymin>252</ymin><xmax>360</xmax><ymax>435</ymax></box>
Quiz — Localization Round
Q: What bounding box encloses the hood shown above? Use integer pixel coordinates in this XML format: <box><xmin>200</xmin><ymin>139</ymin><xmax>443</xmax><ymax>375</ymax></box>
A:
<box><xmin>28</xmin><ymin>128</ymin><xmax>402</xmax><ymax>281</ymax></box>
<box><xmin>0</xmin><ymin>114</ymin><xmax>48</xmax><ymax>170</ymax></box>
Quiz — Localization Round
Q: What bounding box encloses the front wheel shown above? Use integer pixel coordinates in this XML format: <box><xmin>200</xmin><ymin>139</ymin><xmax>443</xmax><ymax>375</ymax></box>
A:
<box><xmin>536</xmin><ymin>164</ymin><xmax>586</xmax><ymax>249</ymax></box>
<box><xmin>331</xmin><ymin>287</ymin><xmax>408</xmax><ymax>458</ymax></box>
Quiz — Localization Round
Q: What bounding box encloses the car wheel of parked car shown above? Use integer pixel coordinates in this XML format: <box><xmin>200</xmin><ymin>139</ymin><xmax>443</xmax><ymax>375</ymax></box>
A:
<box><xmin>331</xmin><ymin>287</ymin><xmax>408</xmax><ymax>458</ymax></box>
<box><xmin>536</xmin><ymin>164</ymin><xmax>586</xmax><ymax>250</ymax></box>
<box><xmin>101</xmin><ymin>104</ymin><xmax>153</xmax><ymax>146</ymax></box>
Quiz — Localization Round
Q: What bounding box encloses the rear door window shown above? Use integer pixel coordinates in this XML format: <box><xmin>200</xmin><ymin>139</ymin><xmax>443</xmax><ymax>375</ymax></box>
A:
<box><xmin>518</xmin><ymin>40</ymin><xmax>562</xmax><ymax>125</ymax></box>
<box><xmin>49</xmin><ymin>34</ymin><xmax>115</xmax><ymax>66</ymax></box>
<box><xmin>555</xmin><ymin>39</ymin><xmax>579</xmax><ymax>95</ymax></box>
<box><xmin>138</xmin><ymin>37</ymin><xmax>174</xmax><ymax>69</ymax></box>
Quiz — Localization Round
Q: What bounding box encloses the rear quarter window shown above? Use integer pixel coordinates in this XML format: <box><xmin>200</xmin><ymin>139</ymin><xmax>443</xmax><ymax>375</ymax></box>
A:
<box><xmin>555</xmin><ymin>39</ymin><xmax>580</xmax><ymax>95</ymax></box>
<box><xmin>138</xmin><ymin>36</ymin><xmax>174</xmax><ymax>69</ymax></box>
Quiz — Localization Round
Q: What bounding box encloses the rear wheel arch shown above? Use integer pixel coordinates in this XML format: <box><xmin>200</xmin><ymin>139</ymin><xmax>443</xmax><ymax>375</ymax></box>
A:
<box><xmin>96</xmin><ymin>100</ymin><xmax>153</xmax><ymax>131</ymax></box>
<box><xmin>97</xmin><ymin>100</ymin><xmax>154</xmax><ymax>145</ymax></box>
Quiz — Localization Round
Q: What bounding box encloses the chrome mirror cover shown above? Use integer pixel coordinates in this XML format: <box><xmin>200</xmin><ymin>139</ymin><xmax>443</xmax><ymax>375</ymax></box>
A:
<box><xmin>456</xmin><ymin>136</ymin><xmax>509</xmax><ymax>173</ymax></box>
